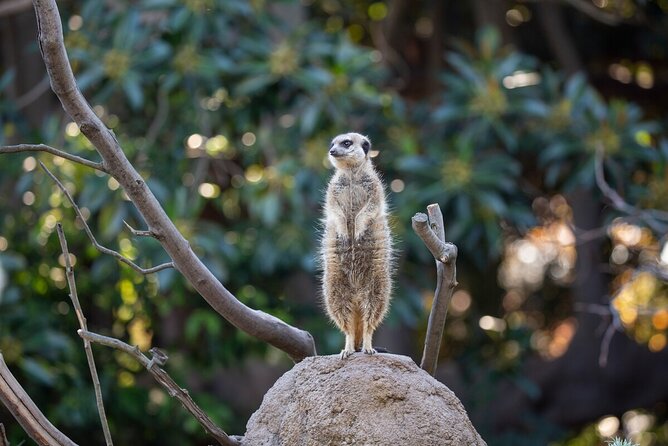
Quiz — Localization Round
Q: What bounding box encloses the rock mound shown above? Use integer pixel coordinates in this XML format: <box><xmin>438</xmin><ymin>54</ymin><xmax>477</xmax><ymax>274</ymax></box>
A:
<box><xmin>242</xmin><ymin>353</ymin><xmax>486</xmax><ymax>446</ymax></box>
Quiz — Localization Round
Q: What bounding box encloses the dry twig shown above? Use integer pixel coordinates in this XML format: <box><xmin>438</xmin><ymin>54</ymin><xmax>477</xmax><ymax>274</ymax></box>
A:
<box><xmin>0</xmin><ymin>353</ymin><xmax>78</xmax><ymax>446</ymax></box>
<box><xmin>123</xmin><ymin>221</ymin><xmax>157</xmax><ymax>238</ymax></box>
<box><xmin>40</xmin><ymin>162</ymin><xmax>174</xmax><ymax>274</ymax></box>
<box><xmin>594</xmin><ymin>147</ymin><xmax>668</xmax><ymax>234</ymax></box>
<box><xmin>55</xmin><ymin>224</ymin><xmax>113</xmax><ymax>446</ymax></box>
<box><xmin>574</xmin><ymin>302</ymin><xmax>622</xmax><ymax>367</ymax></box>
<box><xmin>562</xmin><ymin>0</ymin><xmax>622</xmax><ymax>25</ymax></box>
<box><xmin>0</xmin><ymin>144</ymin><xmax>107</xmax><ymax>173</ymax></box>
<box><xmin>413</xmin><ymin>204</ymin><xmax>458</xmax><ymax>376</ymax></box>
<box><xmin>78</xmin><ymin>330</ymin><xmax>240</xmax><ymax>446</ymax></box>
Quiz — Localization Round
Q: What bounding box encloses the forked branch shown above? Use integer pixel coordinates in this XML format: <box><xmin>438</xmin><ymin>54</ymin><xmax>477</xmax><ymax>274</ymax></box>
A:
<box><xmin>0</xmin><ymin>353</ymin><xmax>78</xmax><ymax>446</ymax></box>
<box><xmin>78</xmin><ymin>330</ymin><xmax>240</xmax><ymax>446</ymax></box>
<box><xmin>41</xmin><ymin>162</ymin><xmax>174</xmax><ymax>275</ymax></box>
<box><xmin>31</xmin><ymin>0</ymin><xmax>315</xmax><ymax>362</ymax></box>
<box><xmin>413</xmin><ymin>204</ymin><xmax>458</xmax><ymax>376</ymax></box>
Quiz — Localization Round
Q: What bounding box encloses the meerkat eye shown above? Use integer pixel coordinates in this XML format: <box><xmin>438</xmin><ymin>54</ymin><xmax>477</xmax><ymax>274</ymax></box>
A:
<box><xmin>342</xmin><ymin>140</ymin><xmax>352</xmax><ymax>148</ymax></box>
<box><xmin>362</xmin><ymin>140</ymin><xmax>370</xmax><ymax>154</ymax></box>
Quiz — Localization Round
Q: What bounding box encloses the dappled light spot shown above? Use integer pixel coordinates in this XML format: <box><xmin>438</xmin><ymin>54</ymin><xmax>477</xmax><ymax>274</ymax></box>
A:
<box><xmin>129</xmin><ymin>317</ymin><xmax>152</xmax><ymax>351</ymax></box>
<box><xmin>648</xmin><ymin>333</ymin><xmax>666</xmax><ymax>352</ymax></box>
<box><xmin>67</xmin><ymin>14</ymin><xmax>82</xmax><ymax>31</ymax></box>
<box><xmin>636</xmin><ymin>63</ymin><xmax>654</xmax><ymax>89</ymax></box>
<box><xmin>652</xmin><ymin>309</ymin><xmax>668</xmax><ymax>330</ymax></box>
<box><xmin>479</xmin><ymin>315</ymin><xmax>506</xmax><ymax>332</ymax></box>
<box><xmin>187</xmin><ymin>133</ymin><xmax>204</xmax><ymax>149</ymax></box>
<box><xmin>245</xmin><ymin>165</ymin><xmax>264</xmax><ymax>183</ymax></box>
<box><xmin>22</xmin><ymin>156</ymin><xmax>36</xmax><ymax>172</ymax></box>
<box><xmin>450</xmin><ymin>290</ymin><xmax>472</xmax><ymax>316</ymax></box>
<box><xmin>198</xmin><ymin>182</ymin><xmax>220</xmax><ymax>199</ymax></box>
<box><xmin>65</xmin><ymin>122</ymin><xmax>80</xmax><ymax>137</ymax></box>
<box><xmin>597</xmin><ymin>415</ymin><xmax>620</xmax><ymax>438</ymax></box>
<box><xmin>547</xmin><ymin>318</ymin><xmax>576</xmax><ymax>358</ymax></box>
<box><xmin>415</xmin><ymin>17</ymin><xmax>433</xmax><ymax>38</ymax></box>
<box><xmin>368</xmin><ymin>2</ymin><xmax>387</xmax><ymax>21</ymax></box>
<box><xmin>502</xmin><ymin>71</ymin><xmax>540</xmax><ymax>89</ymax></box>
<box><xmin>242</xmin><ymin>132</ymin><xmax>256</xmax><ymax>147</ymax></box>
<box><xmin>609</xmin><ymin>63</ymin><xmax>632</xmax><ymax>84</ymax></box>
<box><xmin>117</xmin><ymin>370</ymin><xmax>135</xmax><ymax>388</ymax></box>
<box><xmin>107</xmin><ymin>177</ymin><xmax>120</xmax><ymax>190</ymax></box>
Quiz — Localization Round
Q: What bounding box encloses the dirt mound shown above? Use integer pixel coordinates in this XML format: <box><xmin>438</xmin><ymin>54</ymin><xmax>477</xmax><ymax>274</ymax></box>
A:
<box><xmin>242</xmin><ymin>353</ymin><xmax>486</xmax><ymax>446</ymax></box>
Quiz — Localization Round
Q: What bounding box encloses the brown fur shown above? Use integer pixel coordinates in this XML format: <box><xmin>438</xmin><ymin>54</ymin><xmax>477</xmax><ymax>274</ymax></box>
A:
<box><xmin>321</xmin><ymin>132</ymin><xmax>392</xmax><ymax>358</ymax></box>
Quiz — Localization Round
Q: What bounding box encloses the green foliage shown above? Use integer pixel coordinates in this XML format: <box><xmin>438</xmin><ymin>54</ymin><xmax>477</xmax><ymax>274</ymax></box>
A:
<box><xmin>1</xmin><ymin>2</ymin><xmax>667</xmax><ymax>445</ymax></box>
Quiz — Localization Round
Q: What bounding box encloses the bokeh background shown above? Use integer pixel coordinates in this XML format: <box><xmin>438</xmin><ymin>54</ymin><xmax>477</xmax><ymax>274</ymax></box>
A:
<box><xmin>1</xmin><ymin>0</ymin><xmax>668</xmax><ymax>444</ymax></box>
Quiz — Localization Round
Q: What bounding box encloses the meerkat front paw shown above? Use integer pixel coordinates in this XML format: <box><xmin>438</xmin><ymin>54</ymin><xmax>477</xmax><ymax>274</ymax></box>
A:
<box><xmin>340</xmin><ymin>348</ymin><xmax>355</xmax><ymax>359</ymax></box>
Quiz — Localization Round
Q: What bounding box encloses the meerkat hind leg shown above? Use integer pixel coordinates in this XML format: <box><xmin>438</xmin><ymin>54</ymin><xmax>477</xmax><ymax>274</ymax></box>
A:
<box><xmin>341</xmin><ymin>333</ymin><xmax>356</xmax><ymax>359</ymax></box>
<box><xmin>361</xmin><ymin>325</ymin><xmax>377</xmax><ymax>355</ymax></box>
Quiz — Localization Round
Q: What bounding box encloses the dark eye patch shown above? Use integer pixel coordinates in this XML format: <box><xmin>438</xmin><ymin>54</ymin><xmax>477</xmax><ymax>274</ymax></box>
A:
<box><xmin>342</xmin><ymin>140</ymin><xmax>352</xmax><ymax>148</ymax></box>
<box><xmin>362</xmin><ymin>140</ymin><xmax>370</xmax><ymax>154</ymax></box>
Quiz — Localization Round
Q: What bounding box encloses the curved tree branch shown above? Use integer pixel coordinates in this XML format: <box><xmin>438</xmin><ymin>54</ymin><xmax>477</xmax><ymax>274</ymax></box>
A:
<box><xmin>31</xmin><ymin>0</ymin><xmax>315</xmax><ymax>361</ymax></box>
<box><xmin>413</xmin><ymin>204</ymin><xmax>458</xmax><ymax>376</ymax></box>
<box><xmin>0</xmin><ymin>353</ymin><xmax>78</xmax><ymax>446</ymax></box>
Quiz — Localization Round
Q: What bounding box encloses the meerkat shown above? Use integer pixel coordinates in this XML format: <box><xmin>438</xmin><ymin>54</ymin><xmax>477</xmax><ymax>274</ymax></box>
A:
<box><xmin>321</xmin><ymin>132</ymin><xmax>392</xmax><ymax>359</ymax></box>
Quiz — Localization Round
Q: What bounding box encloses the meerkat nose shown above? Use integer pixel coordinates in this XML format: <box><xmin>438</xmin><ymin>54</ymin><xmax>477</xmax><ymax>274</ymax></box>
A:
<box><xmin>329</xmin><ymin>149</ymin><xmax>337</xmax><ymax>156</ymax></box>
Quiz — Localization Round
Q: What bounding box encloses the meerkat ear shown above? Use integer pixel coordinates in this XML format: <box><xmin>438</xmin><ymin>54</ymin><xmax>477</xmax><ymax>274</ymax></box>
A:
<box><xmin>362</xmin><ymin>140</ymin><xmax>370</xmax><ymax>154</ymax></box>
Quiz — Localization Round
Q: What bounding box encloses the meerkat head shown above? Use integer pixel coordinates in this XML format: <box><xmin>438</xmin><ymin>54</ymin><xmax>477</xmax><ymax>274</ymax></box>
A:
<box><xmin>328</xmin><ymin>132</ymin><xmax>371</xmax><ymax>170</ymax></box>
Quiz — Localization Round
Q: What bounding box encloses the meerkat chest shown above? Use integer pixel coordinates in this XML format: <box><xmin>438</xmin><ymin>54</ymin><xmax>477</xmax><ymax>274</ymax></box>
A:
<box><xmin>331</xmin><ymin>173</ymin><xmax>373</xmax><ymax>215</ymax></box>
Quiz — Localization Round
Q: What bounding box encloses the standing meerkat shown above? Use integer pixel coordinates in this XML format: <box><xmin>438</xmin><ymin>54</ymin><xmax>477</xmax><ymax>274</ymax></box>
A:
<box><xmin>321</xmin><ymin>132</ymin><xmax>392</xmax><ymax>359</ymax></box>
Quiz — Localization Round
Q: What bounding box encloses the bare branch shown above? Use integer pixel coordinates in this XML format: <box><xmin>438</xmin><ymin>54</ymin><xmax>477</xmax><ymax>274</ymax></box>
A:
<box><xmin>0</xmin><ymin>144</ymin><xmax>107</xmax><ymax>173</ymax></box>
<box><xmin>520</xmin><ymin>0</ymin><xmax>623</xmax><ymax>26</ymax></box>
<box><xmin>598</xmin><ymin>322</ymin><xmax>618</xmax><ymax>368</ymax></box>
<box><xmin>0</xmin><ymin>423</ymin><xmax>9</xmax><ymax>446</ymax></box>
<box><xmin>78</xmin><ymin>330</ymin><xmax>240</xmax><ymax>446</ymax></box>
<box><xmin>574</xmin><ymin>302</ymin><xmax>611</xmax><ymax>317</ymax></box>
<box><xmin>562</xmin><ymin>0</ymin><xmax>622</xmax><ymax>26</ymax></box>
<box><xmin>574</xmin><ymin>300</ymin><xmax>624</xmax><ymax>367</ymax></box>
<box><xmin>640</xmin><ymin>262</ymin><xmax>668</xmax><ymax>282</ymax></box>
<box><xmin>123</xmin><ymin>220</ymin><xmax>158</xmax><ymax>238</ymax></box>
<box><xmin>0</xmin><ymin>353</ymin><xmax>78</xmax><ymax>446</ymax></box>
<box><xmin>413</xmin><ymin>205</ymin><xmax>459</xmax><ymax>376</ymax></box>
<box><xmin>595</xmin><ymin>147</ymin><xmax>668</xmax><ymax>234</ymax></box>
<box><xmin>32</xmin><ymin>0</ymin><xmax>315</xmax><ymax>361</ymax></box>
<box><xmin>40</xmin><ymin>162</ymin><xmax>174</xmax><ymax>274</ymax></box>
<box><xmin>55</xmin><ymin>224</ymin><xmax>113</xmax><ymax>446</ymax></box>
<box><xmin>426</xmin><ymin>204</ymin><xmax>446</xmax><ymax>242</ymax></box>
<box><xmin>411</xmin><ymin>213</ymin><xmax>457</xmax><ymax>264</ymax></box>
